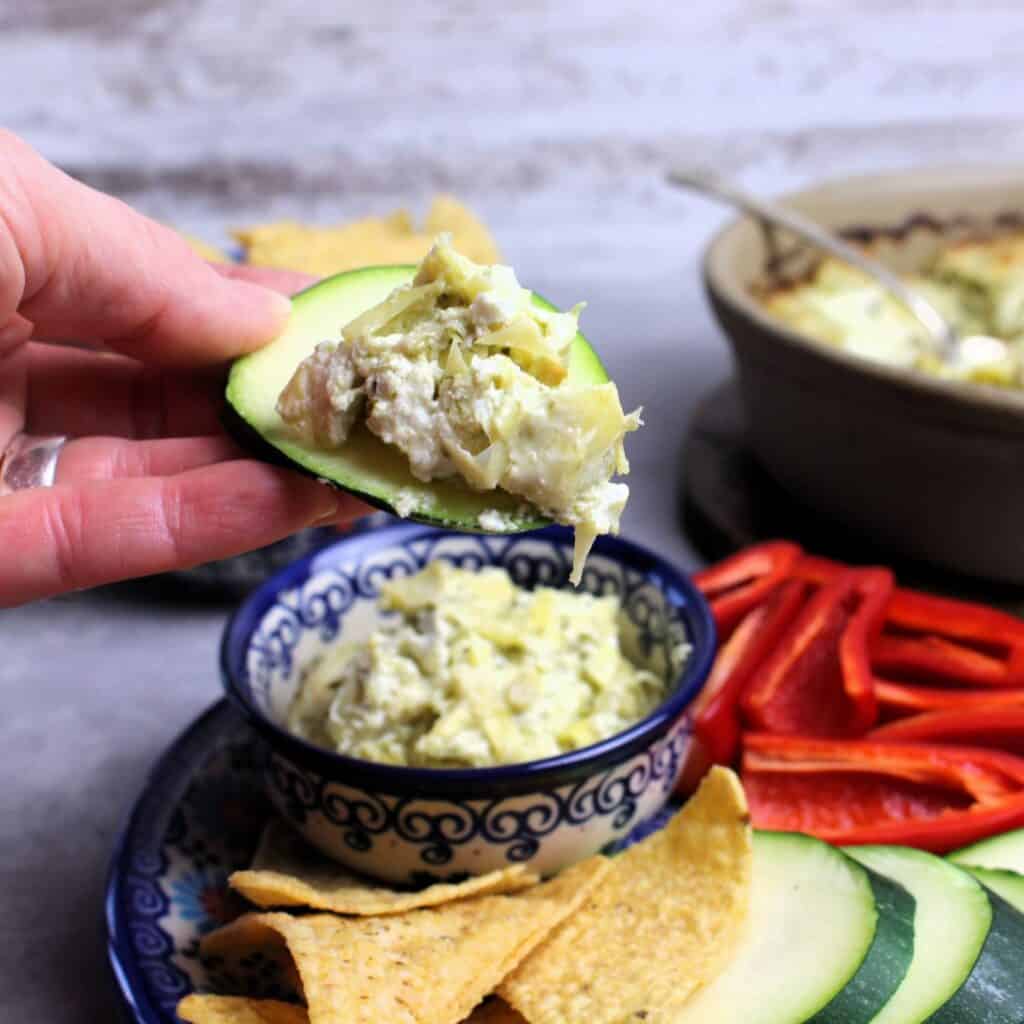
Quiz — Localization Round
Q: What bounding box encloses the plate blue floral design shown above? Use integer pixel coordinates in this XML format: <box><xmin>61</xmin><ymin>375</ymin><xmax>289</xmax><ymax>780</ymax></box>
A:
<box><xmin>105</xmin><ymin>700</ymin><xmax>679</xmax><ymax>1024</ymax></box>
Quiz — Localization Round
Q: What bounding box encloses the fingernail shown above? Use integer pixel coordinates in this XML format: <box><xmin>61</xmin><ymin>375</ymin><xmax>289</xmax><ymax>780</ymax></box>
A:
<box><xmin>232</xmin><ymin>282</ymin><xmax>293</xmax><ymax>330</ymax></box>
<box><xmin>266</xmin><ymin>290</ymin><xmax>293</xmax><ymax>324</ymax></box>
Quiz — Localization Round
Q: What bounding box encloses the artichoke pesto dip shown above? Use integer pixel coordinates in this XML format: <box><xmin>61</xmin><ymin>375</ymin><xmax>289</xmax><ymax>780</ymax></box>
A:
<box><xmin>276</xmin><ymin>237</ymin><xmax>641</xmax><ymax>583</ymax></box>
<box><xmin>762</xmin><ymin>233</ymin><xmax>1024</xmax><ymax>386</ymax></box>
<box><xmin>286</xmin><ymin>562</ymin><xmax>675</xmax><ymax>768</ymax></box>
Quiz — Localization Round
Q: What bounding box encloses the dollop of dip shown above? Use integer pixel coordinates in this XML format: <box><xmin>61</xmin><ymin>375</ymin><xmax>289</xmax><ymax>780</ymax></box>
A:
<box><xmin>286</xmin><ymin>562</ymin><xmax>673</xmax><ymax>769</ymax></box>
<box><xmin>276</xmin><ymin>236</ymin><xmax>641</xmax><ymax>583</ymax></box>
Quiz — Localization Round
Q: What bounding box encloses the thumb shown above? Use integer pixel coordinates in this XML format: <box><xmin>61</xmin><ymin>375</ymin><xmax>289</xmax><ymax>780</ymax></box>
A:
<box><xmin>0</xmin><ymin>130</ymin><xmax>292</xmax><ymax>367</ymax></box>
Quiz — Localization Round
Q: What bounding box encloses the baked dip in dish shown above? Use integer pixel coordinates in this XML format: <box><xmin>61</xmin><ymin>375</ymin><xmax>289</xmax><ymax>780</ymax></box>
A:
<box><xmin>702</xmin><ymin>164</ymin><xmax>1024</xmax><ymax>582</ymax></box>
<box><xmin>761</xmin><ymin>233</ymin><xmax>1024</xmax><ymax>387</ymax></box>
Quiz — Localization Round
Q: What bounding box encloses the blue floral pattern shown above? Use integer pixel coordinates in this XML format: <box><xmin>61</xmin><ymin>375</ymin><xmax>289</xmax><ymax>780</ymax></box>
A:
<box><xmin>168</xmin><ymin>869</ymin><xmax>235</xmax><ymax>933</ymax></box>
<box><xmin>107</xmin><ymin>705</ymin><xmax>270</xmax><ymax>1023</ymax></box>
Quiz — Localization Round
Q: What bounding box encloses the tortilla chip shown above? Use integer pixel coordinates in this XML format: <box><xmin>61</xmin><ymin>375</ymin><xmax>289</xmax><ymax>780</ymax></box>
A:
<box><xmin>232</xmin><ymin>196</ymin><xmax>499</xmax><ymax>276</ymax></box>
<box><xmin>201</xmin><ymin>856</ymin><xmax>608</xmax><ymax>1024</ymax></box>
<box><xmin>462</xmin><ymin>999</ymin><xmax>528</xmax><ymax>1023</ymax></box>
<box><xmin>499</xmin><ymin>766</ymin><xmax>753</xmax><ymax>1024</ymax></box>
<box><xmin>177</xmin><ymin>994</ymin><xmax>307</xmax><ymax>1024</ymax></box>
<box><xmin>424</xmin><ymin>196</ymin><xmax>502</xmax><ymax>265</ymax></box>
<box><xmin>199</xmin><ymin>912</ymin><xmax>304</xmax><ymax>1000</ymax></box>
<box><xmin>230</xmin><ymin>820</ymin><xmax>539</xmax><ymax>915</ymax></box>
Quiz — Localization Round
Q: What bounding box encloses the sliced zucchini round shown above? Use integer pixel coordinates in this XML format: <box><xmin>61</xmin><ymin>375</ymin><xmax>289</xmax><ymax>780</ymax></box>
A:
<box><xmin>672</xmin><ymin>831</ymin><xmax>914</xmax><ymax>1024</ymax></box>
<box><xmin>930</xmin><ymin>888</ymin><xmax>1024</xmax><ymax>1023</ymax></box>
<box><xmin>224</xmin><ymin>266</ymin><xmax>609</xmax><ymax>531</ymax></box>
<box><xmin>846</xmin><ymin>845</ymin><xmax>992</xmax><ymax>1023</ymax></box>
<box><xmin>964</xmin><ymin>866</ymin><xmax>1024</xmax><ymax>914</ymax></box>
<box><xmin>852</xmin><ymin>844</ymin><xmax>1024</xmax><ymax>1024</ymax></box>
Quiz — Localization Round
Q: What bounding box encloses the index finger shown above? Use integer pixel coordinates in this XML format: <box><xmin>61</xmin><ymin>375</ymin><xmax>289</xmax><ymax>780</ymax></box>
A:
<box><xmin>0</xmin><ymin>460</ymin><xmax>358</xmax><ymax>607</ymax></box>
<box><xmin>0</xmin><ymin>131</ymin><xmax>292</xmax><ymax>367</ymax></box>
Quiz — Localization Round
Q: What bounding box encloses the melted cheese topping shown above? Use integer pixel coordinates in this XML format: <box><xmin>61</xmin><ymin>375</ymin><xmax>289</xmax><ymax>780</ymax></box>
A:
<box><xmin>762</xmin><ymin>234</ymin><xmax>1024</xmax><ymax>387</ymax></box>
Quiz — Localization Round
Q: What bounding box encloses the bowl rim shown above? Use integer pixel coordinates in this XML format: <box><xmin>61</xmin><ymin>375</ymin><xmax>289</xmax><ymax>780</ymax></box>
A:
<box><xmin>220</xmin><ymin>521</ymin><xmax>716</xmax><ymax>796</ymax></box>
<box><xmin>702</xmin><ymin>162</ymin><xmax>1024</xmax><ymax>421</ymax></box>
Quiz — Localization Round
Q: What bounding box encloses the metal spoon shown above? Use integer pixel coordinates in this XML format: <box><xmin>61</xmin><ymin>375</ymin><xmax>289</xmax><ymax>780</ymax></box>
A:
<box><xmin>667</xmin><ymin>167</ymin><xmax>1010</xmax><ymax>370</ymax></box>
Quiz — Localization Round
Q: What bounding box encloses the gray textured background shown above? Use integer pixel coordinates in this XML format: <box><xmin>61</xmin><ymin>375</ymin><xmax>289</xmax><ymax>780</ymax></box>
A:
<box><xmin>4</xmin><ymin>2</ymin><xmax>1024</xmax><ymax>1020</ymax></box>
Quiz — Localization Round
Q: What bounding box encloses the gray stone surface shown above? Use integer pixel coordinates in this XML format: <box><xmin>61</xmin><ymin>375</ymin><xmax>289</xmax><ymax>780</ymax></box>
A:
<box><xmin>3</xmin><ymin>1</ymin><xmax>1024</xmax><ymax>1020</ymax></box>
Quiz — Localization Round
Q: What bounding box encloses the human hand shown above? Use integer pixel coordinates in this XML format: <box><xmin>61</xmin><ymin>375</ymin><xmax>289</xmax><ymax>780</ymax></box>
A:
<box><xmin>0</xmin><ymin>131</ymin><xmax>366</xmax><ymax>607</ymax></box>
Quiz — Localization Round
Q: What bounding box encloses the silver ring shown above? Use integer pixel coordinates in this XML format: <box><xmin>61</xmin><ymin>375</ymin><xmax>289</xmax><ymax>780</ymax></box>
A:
<box><xmin>0</xmin><ymin>433</ymin><xmax>67</xmax><ymax>495</ymax></box>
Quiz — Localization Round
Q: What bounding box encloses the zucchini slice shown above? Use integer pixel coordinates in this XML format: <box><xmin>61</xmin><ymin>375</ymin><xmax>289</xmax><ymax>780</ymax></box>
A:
<box><xmin>964</xmin><ymin>866</ymin><xmax>1024</xmax><ymax>914</ymax></box>
<box><xmin>672</xmin><ymin>831</ymin><xmax>914</xmax><ymax>1024</ymax></box>
<box><xmin>931</xmin><ymin>889</ymin><xmax>1024</xmax><ymax>1023</ymax></box>
<box><xmin>847</xmin><ymin>846</ymin><xmax>991</xmax><ymax>1023</ymax></box>
<box><xmin>949</xmin><ymin>826</ymin><xmax>1024</xmax><ymax>874</ymax></box>
<box><xmin>225</xmin><ymin>266</ymin><xmax>609</xmax><ymax>531</ymax></box>
<box><xmin>850</xmin><ymin>844</ymin><xmax>1024</xmax><ymax>1023</ymax></box>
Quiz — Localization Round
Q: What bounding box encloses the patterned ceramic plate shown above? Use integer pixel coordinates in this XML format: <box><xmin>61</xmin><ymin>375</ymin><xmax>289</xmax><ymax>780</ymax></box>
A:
<box><xmin>105</xmin><ymin>699</ymin><xmax>677</xmax><ymax>1024</ymax></box>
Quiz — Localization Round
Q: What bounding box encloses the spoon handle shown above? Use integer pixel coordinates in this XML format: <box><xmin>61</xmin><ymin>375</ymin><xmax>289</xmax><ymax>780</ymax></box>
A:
<box><xmin>667</xmin><ymin>168</ymin><xmax>957</xmax><ymax>354</ymax></box>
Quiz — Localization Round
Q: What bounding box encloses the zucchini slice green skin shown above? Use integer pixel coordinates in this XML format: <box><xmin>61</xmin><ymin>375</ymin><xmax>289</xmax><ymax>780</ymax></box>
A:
<box><xmin>224</xmin><ymin>265</ymin><xmax>610</xmax><ymax>532</ymax></box>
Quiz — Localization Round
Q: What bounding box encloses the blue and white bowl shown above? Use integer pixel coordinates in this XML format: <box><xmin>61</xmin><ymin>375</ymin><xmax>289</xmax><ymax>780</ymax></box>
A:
<box><xmin>220</xmin><ymin>523</ymin><xmax>715</xmax><ymax>884</ymax></box>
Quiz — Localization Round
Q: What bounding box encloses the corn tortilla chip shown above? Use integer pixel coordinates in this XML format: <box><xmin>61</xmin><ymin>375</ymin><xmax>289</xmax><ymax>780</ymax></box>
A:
<box><xmin>499</xmin><ymin>766</ymin><xmax>753</xmax><ymax>1024</ymax></box>
<box><xmin>230</xmin><ymin>819</ymin><xmax>539</xmax><ymax>915</ymax></box>
<box><xmin>201</xmin><ymin>856</ymin><xmax>609</xmax><ymax>1024</ymax></box>
<box><xmin>232</xmin><ymin>196</ymin><xmax>499</xmax><ymax>276</ymax></box>
<box><xmin>177</xmin><ymin>994</ymin><xmax>307</xmax><ymax>1024</ymax></box>
<box><xmin>424</xmin><ymin>196</ymin><xmax>501</xmax><ymax>266</ymax></box>
<box><xmin>199</xmin><ymin>912</ymin><xmax>303</xmax><ymax>999</ymax></box>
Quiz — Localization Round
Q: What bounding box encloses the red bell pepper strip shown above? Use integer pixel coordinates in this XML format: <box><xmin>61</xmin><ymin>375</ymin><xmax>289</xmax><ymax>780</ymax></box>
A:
<box><xmin>886</xmin><ymin>587</ymin><xmax>1024</xmax><ymax>646</ymax></box>
<box><xmin>876</xmin><ymin>679</ymin><xmax>1024</xmax><ymax>720</ymax></box>
<box><xmin>688</xmin><ymin>577</ymin><xmax>808</xmax><ymax>771</ymax></box>
<box><xmin>870</xmin><ymin>708</ymin><xmax>1024</xmax><ymax>757</ymax></box>
<box><xmin>742</xmin><ymin>732</ymin><xmax>1024</xmax><ymax>853</ymax></box>
<box><xmin>875</xmin><ymin>589</ymin><xmax>1024</xmax><ymax>687</ymax></box>
<box><xmin>740</xmin><ymin>568</ymin><xmax>892</xmax><ymax>737</ymax></box>
<box><xmin>872</xmin><ymin>633</ymin><xmax>1023</xmax><ymax>688</ymax></box>
<box><xmin>693</xmin><ymin>541</ymin><xmax>801</xmax><ymax>640</ymax></box>
<box><xmin>795</xmin><ymin>555</ymin><xmax>1024</xmax><ymax>686</ymax></box>
<box><xmin>791</xmin><ymin>553</ymin><xmax>845</xmax><ymax>585</ymax></box>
